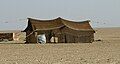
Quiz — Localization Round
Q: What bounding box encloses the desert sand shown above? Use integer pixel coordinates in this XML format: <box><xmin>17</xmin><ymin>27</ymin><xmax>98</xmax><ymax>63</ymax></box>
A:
<box><xmin>0</xmin><ymin>27</ymin><xmax>120</xmax><ymax>64</ymax></box>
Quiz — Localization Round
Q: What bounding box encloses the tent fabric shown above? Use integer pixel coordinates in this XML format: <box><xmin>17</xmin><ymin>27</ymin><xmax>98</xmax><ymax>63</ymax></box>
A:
<box><xmin>23</xmin><ymin>17</ymin><xmax>94</xmax><ymax>32</ymax></box>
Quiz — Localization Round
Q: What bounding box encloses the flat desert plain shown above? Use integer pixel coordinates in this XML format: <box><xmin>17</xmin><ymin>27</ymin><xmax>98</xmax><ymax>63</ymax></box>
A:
<box><xmin>0</xmin><ymin>28</ymin><xmax>120</xmax><ymax>64</ymax></box>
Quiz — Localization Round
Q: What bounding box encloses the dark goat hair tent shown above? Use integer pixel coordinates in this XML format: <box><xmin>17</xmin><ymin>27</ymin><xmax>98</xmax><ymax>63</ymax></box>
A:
<box><xmin>23</xmin><ymin>17</ymin><xmax>95</xmax><ymax>43</ymax></box>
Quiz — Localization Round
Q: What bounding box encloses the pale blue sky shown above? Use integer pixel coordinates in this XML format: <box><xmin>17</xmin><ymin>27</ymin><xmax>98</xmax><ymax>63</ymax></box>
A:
<box><xmin>0</xmin><ymin>0</ymin><xmax>120</xmax><ymax>30</ymax></box>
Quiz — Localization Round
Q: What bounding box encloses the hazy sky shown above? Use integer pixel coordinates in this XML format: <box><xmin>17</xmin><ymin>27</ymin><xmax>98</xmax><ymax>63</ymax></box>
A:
<box><xmin>0</xmin><ymin>0</ymin><xmax>120</xmax><ymax>30</ymax></box>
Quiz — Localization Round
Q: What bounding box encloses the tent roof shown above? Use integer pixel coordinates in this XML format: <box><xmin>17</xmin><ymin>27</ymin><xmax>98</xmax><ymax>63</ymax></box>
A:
<box><xmin>23</xmin><ymin>17</ymin><xmax>94</xmax><ymax>32</ymax></box>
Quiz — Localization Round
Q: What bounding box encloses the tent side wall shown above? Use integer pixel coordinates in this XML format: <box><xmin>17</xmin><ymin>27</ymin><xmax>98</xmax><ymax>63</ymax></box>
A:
<box><xmin>77</xmin><ymin>31</ymin><xmax>94</xmax><ymax>43</ymax></box>
<box><xmin>25</xmin><ymin>31</ymin><xmax>37</xmax><ymax>43</ymax></box>
<box><xmin>57</xmin><ymin>32</ymin><xmax>94</xmax><ymax>43</ymax></box>
<box><xmin>58</xmin><ymin>27</ymin><xmax>94</xmax><ymax>43</ymax></box>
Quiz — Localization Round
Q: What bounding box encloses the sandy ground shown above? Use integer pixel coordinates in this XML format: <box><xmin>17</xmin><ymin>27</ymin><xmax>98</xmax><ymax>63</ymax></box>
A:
<box><xmin>0</xmin><ymin>28</ymin><xmax>120</xmax><ymax>64</ymax></box>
